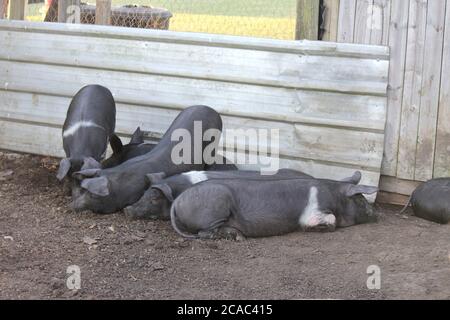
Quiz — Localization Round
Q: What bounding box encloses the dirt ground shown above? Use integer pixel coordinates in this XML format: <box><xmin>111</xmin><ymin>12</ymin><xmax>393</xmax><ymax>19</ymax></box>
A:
<box><xmin>0</xmin><ymin>151</ymin><xmax>449</xmax><ymax>300</ymax></box>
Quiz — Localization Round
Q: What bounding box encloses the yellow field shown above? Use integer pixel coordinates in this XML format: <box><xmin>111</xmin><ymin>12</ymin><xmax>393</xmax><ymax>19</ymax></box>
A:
<box><xmin>26</xmin><ymin>13</ymin><xmax>296</xmax><ymax>40</ymax></box>
<box><xmin>169</xmin><ymin>13</ymin><xmax>296</xmax><ymax>40</ymax></box>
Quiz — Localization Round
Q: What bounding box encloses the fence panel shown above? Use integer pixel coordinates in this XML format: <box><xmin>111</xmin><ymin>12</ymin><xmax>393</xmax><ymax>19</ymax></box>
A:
<box><xmin>0</xmin><ymin>20</ymin><xmax>389</xmax><ymax>195</ymax></box>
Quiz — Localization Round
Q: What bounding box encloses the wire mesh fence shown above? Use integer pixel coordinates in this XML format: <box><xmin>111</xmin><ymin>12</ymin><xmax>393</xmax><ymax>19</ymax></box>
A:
<box><xmin>16</xmin><ymin>0</ymin><xmax>297</xmax><ymax>40</ymax></box>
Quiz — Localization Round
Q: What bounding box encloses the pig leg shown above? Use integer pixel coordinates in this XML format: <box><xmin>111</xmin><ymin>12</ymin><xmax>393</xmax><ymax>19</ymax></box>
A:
<box><xmin>301</xmin><ymin>212</ymin><xmax>336</xmax><ymax>232</ymax></box>
<box><xmin>171</xmin><ymin>184</ymin><xmax>235</xmax><ymax>239</ymax></box>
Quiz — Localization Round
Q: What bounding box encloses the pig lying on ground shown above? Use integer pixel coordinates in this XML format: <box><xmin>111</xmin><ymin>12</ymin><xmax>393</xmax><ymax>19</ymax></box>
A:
<box><xmin>102</xmin><ymin>127</ymin><xmax>236</xmax><ymax>171</ymax></box>
<box><xmin>71</xmin><ymin>105</ymin><xmax>223</xmax><ymax>214</ymax></box>
<box><xmin>57</xmin><ymin>85</ymin><xmax>116</xmax><ymax>181</ymax></box>
<box><xmin>401</xmin><ymin>178</ymin><xmax>450</xmax><ymax>224</ymax></box>
<box><xmin>124</xmin><ymin>169</ymin><xmax>314</xmax><ymax>220</ymax></box>
<box><xmin>170</xmin><ymin>173</ymin><xmax>378</xmax><ymax>239</ymax></box>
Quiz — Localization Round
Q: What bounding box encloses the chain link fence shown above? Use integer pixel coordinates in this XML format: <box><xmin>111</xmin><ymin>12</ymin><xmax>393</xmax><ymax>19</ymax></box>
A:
<box><xmin>17</xmin><ymin>0</ymin><xmax>297</xmax><ymax>40</ymax></box>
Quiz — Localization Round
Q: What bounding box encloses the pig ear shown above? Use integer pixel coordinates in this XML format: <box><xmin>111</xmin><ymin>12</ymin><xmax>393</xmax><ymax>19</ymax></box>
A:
<box><xmin>110</xmin><ymin>134</ymin><xmax>123</xmax><ymax>154</ymax></box>
<box><xmin>341</xmin><ymin>171</ymin><xmax>362</xmax><ymax>185</ymax></box>
<box><xmin>344</xmin><ymin>184</ymin><xmax>378</xmax><ymax>197</ymax></box>
<box><xmin>56</xmin><ymin>158</ymin><xmax>72</xmax><ymax>181</ymax></box>
<box><xmin>81</xmin><ymin>177</ymin><xmax>110</xmax><ymax>197</ymax></box>
<box><xmin>145</xmin><ymin>172</ymin><xmax>167</xmax><ymax>185</ymax></box>
<box><xmin>130</xmin><ymin>127</ymin><xmax>144</xmax><ymax>145</ymax></box>
<box><xmin>152</xmin><ymin>183</ymin><xmax>174</xmax><ymax>202</ymax></box>
<box><xmin>72</xmin><ymin>169</ymin><xmax>101</xmax><ymax>181</ymax></box>
<box><xmin>81</xmin><ymin>157</ymin><xmax>102</xmax><ymax>171</ymax></box>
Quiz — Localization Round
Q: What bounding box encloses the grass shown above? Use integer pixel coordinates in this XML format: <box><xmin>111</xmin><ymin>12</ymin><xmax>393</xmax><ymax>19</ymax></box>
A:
<box><xmin>111</xmin><ymin>0</ymin><xmax>297</xmax><ymax>18</ymax></box>
<box><xmin>25</xmin><ymin>0</ymin><xmax>297</xmax><ymax>40</ymax></box>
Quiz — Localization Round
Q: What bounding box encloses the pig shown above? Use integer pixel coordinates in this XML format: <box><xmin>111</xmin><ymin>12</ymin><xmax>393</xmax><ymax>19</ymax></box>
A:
<box><xmin>56</xmin><ymin>85</ymin><xmax>116</xmax><ymax>181</ymax></box>
<box><xmin>101</xmin><ymin>127</ymin><xmax>156</xmax><ymax>169</ymax></box>
<box><xmin>124</xmin><ymin>169</ymin><xmax>314</xmax><ymax>220</ymax></box>
<box><xmin>401</xmin><ymin>178</ymin><xmax>450</xmax><ymax>224</ymax></box>
<box><xmin>170</xmin><ymin>173</ymin><xmax>378</xmax><ymax>239</ymax></box>
<box><xmin>102</xmin><ymin>127</ymin><xmax>236</xmax><ymax>171</ymax></box>
<box><xmin>71</xmin><ymin>105</ymin><xmax>223</xmax><ymax>214</ymax></box>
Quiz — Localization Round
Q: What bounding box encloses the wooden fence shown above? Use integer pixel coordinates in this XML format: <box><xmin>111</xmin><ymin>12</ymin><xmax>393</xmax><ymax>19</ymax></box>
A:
<box><xmin>0</xmin><ymin>19</ymin><xmax>389</xmax><ymax>199</ymax></box>
<box><xmin>316</xmin><ymin>0</ymin><xmax>450</xmax><ymax>203</ymax></box>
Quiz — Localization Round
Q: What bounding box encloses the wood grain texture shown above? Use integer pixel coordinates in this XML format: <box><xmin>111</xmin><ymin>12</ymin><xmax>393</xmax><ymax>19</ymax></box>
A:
<box><xmin>295</xmin><ymin>0</ymin><xmax>320</xmax><ymax>40</ymax></box>
<box><xmin>0</xmin><ymin>30</ymin><xmax>389</xmax><ymax>96</ymax></box>
<box><xmin>414</xmin><ymin>0</ymin><xmax>447</xmax><ymax>181</ymax></box>
<box><xmin>370</xmin><ymin>0</ymin><xmax>391</xmax><ymax>45</ymax></box>
<box><xmin>354</xmin><ymin>0</ymin><xmax>374</xmax><ymax>44</ymax></box>
<box><xmin>381</xmin><ymin>0</ymin><xmax>410</xmax><ymax>176</ymax></box>
<box><xmin>434</xmin><ymin>0</ymin><xmax>450</xmax><ymax>178</ymax></box>
<box><xmin>396</xmin><ymin>0</ymin><xmax>427</xmax><ymax>180</ymax></box>
<box><xmin>322</xmin><ymin>0</ymin><xmax>340</xmax><ymax>41</ymax></box>
<box><xmin>338</xmin><ymin>0</ymin><xmax>357</xmax><ymax>43</ymax></box>
<box><xmin>95</xmin><ymin>0</ymin><xmax>111</xmax><ymax>25</ymax></box>
<box><xmin>9</xmin><ymin>0</ymin><xmax>25</xmax><ymax>20</ymax></box>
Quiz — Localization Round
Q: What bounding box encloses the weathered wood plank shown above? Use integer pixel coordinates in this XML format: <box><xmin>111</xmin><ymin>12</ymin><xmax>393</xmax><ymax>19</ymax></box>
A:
<box><xmin>95</xmin><ymin>0</ymin><xmax>111</xmax><ymax>25</ymax></box>
<box><xmin>0</xmin><ymin>91</ymin><xmax>385</xmax><ymax>169</ymax></box>
<box><xmin>434</xmin><ymin>0</ymin><xmax>450</xmax><ymax>178</ymax></box>
<box><xmin>337</xmin><ymin>0</ymin><xmax>357</xmax><ymax>43</ymax></box>
<box><xmin>322</xmin><ymin>0</ymin><xmax>340</xmax><ymax>42</ymax></box>
<box><xmin>9</xmin><ymin>0</ymin><xmax>25</xmax><ymax>20</ymax></box>
<box><xmin>376</xmin><ymin>191</ymin><xmax>410</xmax><ymax>206</ymax></box>
<box><xmin>295</xmin><ymin>0</ymin><xmax>320</xmax><ymax>40</ymax></box>
<box><xmin>370</xmin><ymin>0</ymin><xmax>391</xmax><ymax>45</ymax></box>
<box><xmin>0</xmin><ymin>30</ymin><xmax>390</xmax><ymax>96</ymax></box>
<box><xmin>354</xmin><ymin>0</ymin><xmax>374</xmax><ymax>44</ymax></box>
<box><xmin>0</xmin><ymin>61</ymin><xmax>387</xmax><ymax>131</ymax></box>
<box><xmin>381</xmin><ymin>0</ymin><xmax>410</xmax><ymax>176</ymax></box>
<box><xmin>379</xmin><ymin>175</ymin><xmax>422</xmax><ymax>195</ymax></box>
<box><xmin>415</xmin><ymin>0</ymin><xmax>447</xmax><ymax>181</ymax></box>
<box><xmin>0</xmin><ymin>19</ymin><xmax>390</xmax><ymax>60</ymax></box>
<box><xmin>396</xmin><ymin>0</ymin><xmax>427</xmax><ymax>180</ymax></box>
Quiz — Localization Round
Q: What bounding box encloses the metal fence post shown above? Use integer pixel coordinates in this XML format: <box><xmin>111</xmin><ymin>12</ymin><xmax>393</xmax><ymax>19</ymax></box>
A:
<box><xmin>295</xmin><ymin>0</ymin><xmax>320</xmax><ymax>40</ymax></box>
<box><xmin>95</xmin><ymin>0</ymin><xmax>111</xmax><ymax>25</ymax></box>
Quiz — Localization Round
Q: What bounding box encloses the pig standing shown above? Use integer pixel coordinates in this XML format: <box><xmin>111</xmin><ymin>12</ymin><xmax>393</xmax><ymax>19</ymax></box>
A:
<box><xmin>124</xmin><ymin>169</ymin><xmax>313</xmax><ymax>220</ymax></box>
<box><xmin>402</xmin><ymin>178</ymin><xmax>450</xmax><ymax>224</ymax></box>
<box><xmin>71</xmin><ymin>105</ymin><xmax>223</xmax><ymax>214</ymax></box>
<box><xmin>170</xmin><ymin>174</ymin><xmax>378</xmax><ymax>239</ymax></box>
<box><xmin>57</xmin><ymin>85</ymin><xmax>116</xmax><ymax>181</ymax></box>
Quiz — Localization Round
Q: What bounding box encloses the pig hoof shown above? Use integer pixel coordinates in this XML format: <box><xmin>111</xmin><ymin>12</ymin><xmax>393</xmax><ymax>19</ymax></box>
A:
<box><xmin>218</xmin><ymin>227</ymin><xmax>246</xmax><ymax>241</ymax></box>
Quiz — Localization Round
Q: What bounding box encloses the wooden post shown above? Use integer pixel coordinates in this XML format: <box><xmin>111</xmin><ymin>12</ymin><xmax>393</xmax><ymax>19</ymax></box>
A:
<box><xmin>9</xmin><ymin>0</ymin><xmax>26</xmax><ymax>20</ymax></box>
<box><xmin>95</xmin><ymin>0</ymin><xmax>111</xmax><ymax>25</ymax></box>
<box><xmin>295</xmin><ymin>0</ymin><xmax>320</xmax><ymax>40</ymax></box>
<box><xmin>58</xmin><ymin>0</ymin><xmax>81</xmax><ymax>23</ymax></box>
<box><xmin>0</xmin><ymin>0</ymin><xmax>9</xmax><ymax>19</ymax></box>
<box><xmin>321</xmin><ymin>0</ymin><xmax>340</xmax><ymax>41</ymax></box>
